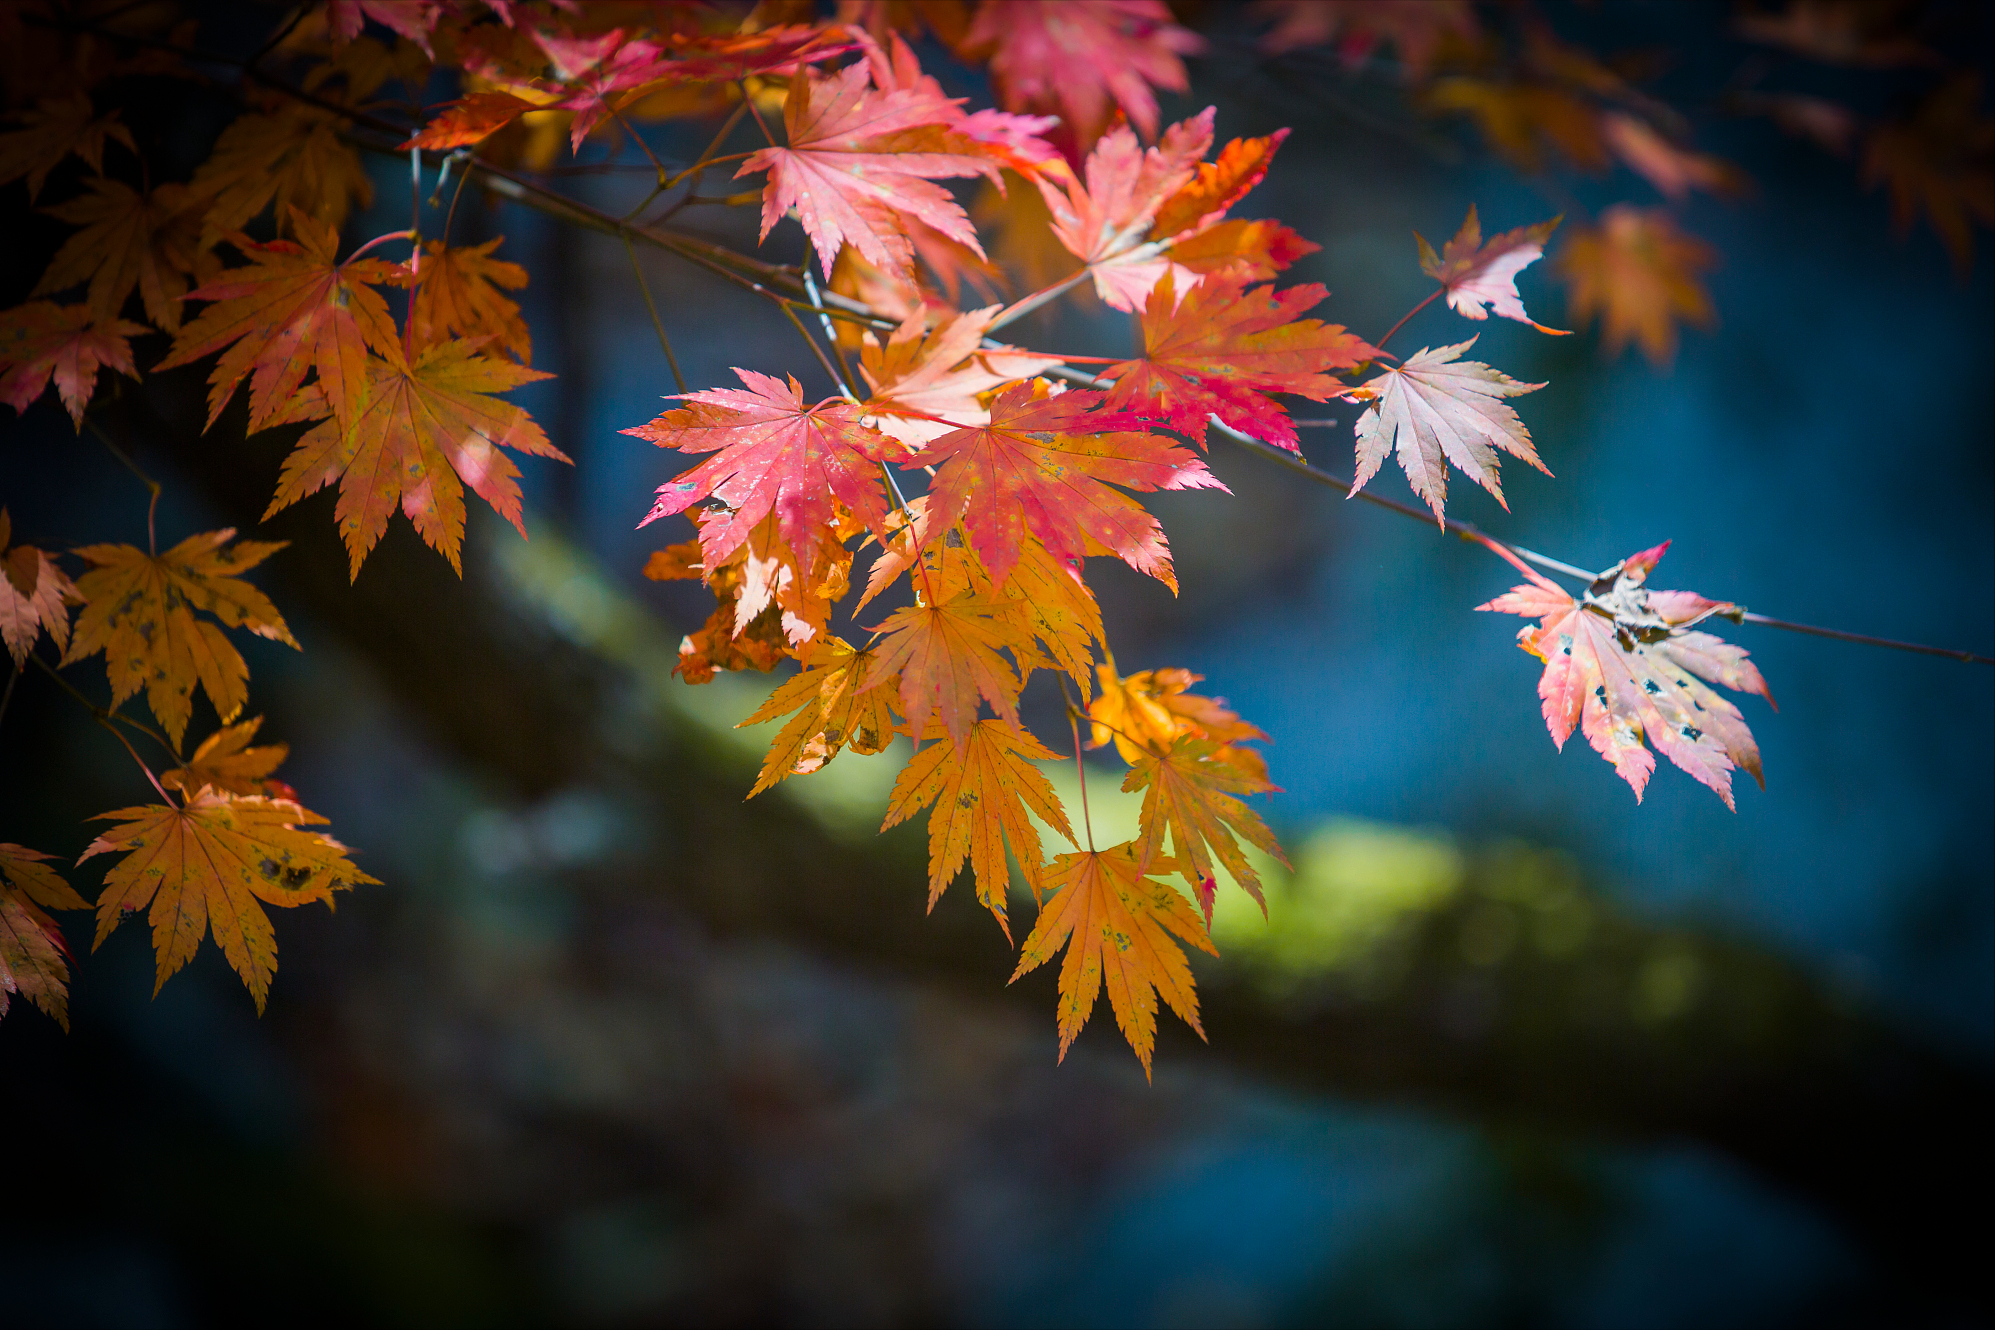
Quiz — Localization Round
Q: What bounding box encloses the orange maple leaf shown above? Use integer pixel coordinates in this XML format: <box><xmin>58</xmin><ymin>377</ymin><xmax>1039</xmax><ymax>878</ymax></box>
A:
<box><xmin>627</xmin><ymin>370</ymin><xmax>894</xmax><ymax>584</ymax></box>
<box><xmin>63</xmin><ymin>530</ymin><xmax>298</xmax><ymax>749</ymax></box>
<box><xmin>1557</xmin><ymin>205</ymin><xmax>1717</xmax><ymax>364</ymax></box>
<box><xmin>1089</xmin><ymin>661</ymin><xmax>1267</xmax><ymax>775</ymax></box>
<box><xmin>265</xmin><ymin>339</ymin><xmax>565</xmax><ymax>577</ymax></box>
<box><xmin>1034</xmin><ymin>108</ymin><xmax>1214</xmax><ymax>310</ymax></box>
<box><xmin>1009</xmin><ymin>841</ymin><xmax>1216</xmax><ymax>1078</ymax></box>
<box><xmin>864</xmin><ymin>585</ymin><xmax>1024</xmax><ymax>751</ymax></box>
<box><xmin>1862</xmin><ymin>72</ymin><xmax>1995</xmax><ymax>274</ymax></box>
<box><xmin>1100</xmin><ymin>275</ymin><xmax>1378</xmax><ymax>450</ymax></box>
<box><xmin>1125</xmin><ymin>735</ymin><xmax>1288</xmax><ymax>911</ymax></box>
<box><xmin>188</xmin><ymin>104</ymin><xmax>373</xmax><ymax>242</ymax></box>
<box><xmin>858</xmin><ymin>305</ymin><xmax>1061</xmax><ymax>448</ymax></box>
<box><xmin>739</xmin><ymin>636</ymin><xmax>898</xmax><ymax>795</ymax></box>
<box><xmin>162</xmin><ymin>716</ymin><xmax>290</xmax><ymax>798</ymax></box>
<box><xmin>157</xmin><ymin>211</ymin><xmax>403</xmax><ymax>432</ymax></box>
<box><xmin>0</xmin><ymin>843</ymin><xmax>90</xmax><ymax>1030</ymax></box>
<box><xmin>1348</xmin><ymin>337</ymin><xmax>1548</xmax><ymax>521</ymax></box>
<box><xmin>1416</xmin><ymin>204</ymin><xmax>1568</xmax><ymax>334</ymax></box>
<box><xmin>401</xmin><ymin>90</ymin><xmax>541</xmax><ymax>151</ymax></box>
<box><xmin>409</xmin><ymin>238</ymin><xmax>532</xmax><ymax>364</ymax></box>
<box><xmin>0</xmin><ymin>91</ymin><xmax>134</xmax><ymax>202</ymax></box>
<box><xmin>1479</xmin><ymin>541</ymin><xmax>1775</xmax><ymax>809</ymax></box>
<box><xmin>882</xmin><ymin>718</ymin><xmax>1074</xmax><ymax>935</ymax></box>
<box><xmin>0</xmin><ymin>507</ymin><xmax>82</xmax><ymax>664</ymax></box>
<box><xmin>918</xmin><ymin>380</ymin><xmax>1224</xmax><ymax>591</ymax></box>
<box><xmin>32</xmin><ymin>178</ymin><xmax>220</xmax><ymax>332</ymax></box>
<box><xmin>0</xmin><ymin>301</ymin><xmax>146</xmax><ymax>429</ymax></box>
<box><xmin>1168</xmin><ymin>217</ymin><xmax>1320</xmax><ymax>285</ymax></box>
<box><xmin>83</xmin><ymin>791</ymin><xmax>378</xmax><ymax>1013</ymax></box>
<box><xmin>741</xmin><ymin>57</ymin><xmax>997</xmax><ymax>279</ymax></box>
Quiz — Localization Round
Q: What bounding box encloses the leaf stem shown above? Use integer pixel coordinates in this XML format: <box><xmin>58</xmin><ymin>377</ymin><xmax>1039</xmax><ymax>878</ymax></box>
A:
<box><xmin>622</xmin><ymin>233</ymin><xmax>688</xmax><ymax>395</ymax></box>
<box><xmin>1373</xmin><ymin>287</ymin><xmax>1441</xmax><ymax>353</ymax></box>
<box><xmin>0</xmin><ymin>658</ymin><xmax>18</xmax><ymax>737</ymax></box>
<box><xmin>29</xmin><ymin>652</ymin><xmax>183</xmax><ymax>773</ymax></box>
<box><xmin>86</xmin><ymin>419</ymin><xmax>160</xmax><ymax>556</ymax></box>
<box><xmin>1066</xmin><ymin>695</ymin><xmax>1096</xmax><ymax>853</ymax></box>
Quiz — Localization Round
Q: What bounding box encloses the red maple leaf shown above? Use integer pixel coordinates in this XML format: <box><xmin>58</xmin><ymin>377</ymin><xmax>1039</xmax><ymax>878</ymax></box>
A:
<box><xmin>917</xmin><ymin>381</ymin><xmax>1224</xmax><ymax>590</ymax></box>
<box><xmin>966</xmin><ymin>0</ymin><xmax>1203</xmax><ymax>142</ymax></box>
<box><xmin>625</xmin><ymin>370</ymin><xmax>893</xmax><ymax>583</ymax></box>
<box><xmin>1479</xmin><ymin>542</ymin><xmax>1775</xmax><ymax>808</ymax></box>
<box><xmin>1100</xmin><ymin>275</ymin><xmax>1378</xmax><ymax>450</ymax></box>
<box><xmin>740</xmin><ymin>58</ymin><xmax>998</xmax><ymax>280</ymax></box>
<box><xmin>0</xmin><ymin>302</ymin><xmax>144</xmax><ymax>429</ymax></box>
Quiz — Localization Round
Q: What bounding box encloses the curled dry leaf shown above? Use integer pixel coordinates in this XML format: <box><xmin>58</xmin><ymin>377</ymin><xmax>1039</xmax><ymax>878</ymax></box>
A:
<box><xmin>63</xmin><ymin>530</ymin><xmax>298</xmax><ymax>748</ymax></box>
<box><xmin>1479</xmin><ymin>541</ymin><xmax>1774</xmax><ymax>809</ymax></box>
<box><xmin>0</xmin><ymin>507</ymin><xmax>82</xmax><ymax>663</ymax></box>
<box><xmin>1349</xmin><ymin>337</ymin><xmax>1548</xmax><ymax>521</ymax></box>
<box><xmin>83</xmin><ymin>791</ymin><xmax>378</xmax><ymax>1013</ymax></box>
<box><xmin>1416</xmin><ymin>204</ymin><xmax>1568</xmax><ymax>333</ymax></box>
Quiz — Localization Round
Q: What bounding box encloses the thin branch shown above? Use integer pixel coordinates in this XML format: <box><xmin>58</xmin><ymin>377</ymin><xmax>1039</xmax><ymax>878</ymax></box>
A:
<box><xmin>801</xmin><ymin>267</ymin><xmax>859</xmax><ymax>396</ymax></box>
<box><xmin>1737</xmin><ymin>613</ymin><xmax>1992</xmax><ymax>665</ymax></box>
<box><xmin>86</xmin><ymin>418</ymin><xmax>160</xmax><ymax>556</ymax></box>
<box><xmin>622</xmin><ymin>233</ymin><xmax>688</xmax><ymax>395</ymax></box>
<box><xmin>0</xmin><ymin>658</ymin><xmax>17</xmax><ymax>737</ymax></box>
<box><xmin>29</xmin><ymin>653</ymin><xmax>183</xmax><ymax>767</ymax></box>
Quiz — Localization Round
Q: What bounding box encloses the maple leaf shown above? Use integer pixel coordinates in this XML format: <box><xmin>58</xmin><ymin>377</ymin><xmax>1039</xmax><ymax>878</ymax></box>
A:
<box><xmin>1735</xmin><ymin>0</ymin><xmax>1933</xmax><ymax>68</ymax></box>
<box><xmin>0</xmin><ymin>301</ymin><xmax>146</xmax><ymax>429</ymax></box>
<box><xmin>1100</xmin><ymin>275</ymin><xmax>1378</xmax><ymax>451</ymax></box>
<box><xmin>864</xmin><ymin>585</ymin><xmax>1024</xmax><ymax>751</ymax></box>
<box><xmin>1601</xmin><ymin>114</ymin><xmax>1742</xmax><ymax>203</ymax></box>
<box><xmin>1349</xmin><ymin>337</ymin><xmax>1548</xmax><ymax>522</ymax></box>
<box><xmin>646</xmin><ymin>509</ymin><xmax>853</xmax><ymax>676</ymax></box>
<box><xmin>1424</xmin><ymin>78</ymin><xmax>1609</xmax><ymax>175</ymax></box>
<box><xmin>0</xmin><ymin>507</ymin><xmax>82</xmax><ymax>664</ymax></box>
<box><xmin>1149</xmin><ymin>127</ymin><xmax>1291</xmax><ymax>242</ymax></box>
<box><xmin>1253</xmin><ymin>0</ymin><xmax>1478</xmax><ymax>79</ymax></box>
<box><xmin>265</xmin><ymin>338</ymin><xmax>565</xmax><ymax>577</ymax></box>
<box><xmin>918</xmin><ymin>380</ymin><xmax>1224</xmax><ymax>591</ymax></box>
<box><xmin>1034</xmin><ymin>109</ymin><xmax>1214</xmax><ymax>310</ymax></box>
<box><xmin>995</xmin><ymin>534</ymin><xmax>1107</xmax><ymax>692</ymax></box>
<box><xmin>740</xmin><ymin>57</ymin><xmax>998</xmax><ymax>280</ymax></box>
<box><xmin>408</xmin><ymin>238</ymin><xmax>532</xmax><ymax>363</ymax></box>
<box><xmin>1168</xmin><ymin>217</ymin><xmax>1320</xmax><ymax>284</ymax></box>
<box><xmin>1009</xmin><ymin>841</ymin><xmax>1216</xmax><ymax>1078</ymax></box>
<box><xmin>1126</xmin><ymin>735</ymin><xmax>1288</xmax><ymax>911</ymax></box>
<box><xmin>1862</xmin><ymin>73</ymin><xmax>1995</xmax><ymax>274</ymax></box>
<box><xmin>1479</xmin><ymin>542</ymin><xmax>1775</xmax><ymax>809</ymax></box>
<box><xmin>1089</xmin><ymin>661</ymin><xmax>1267</xmax><ymax>776</ymax></box>
<box><xmin>627</xmin><ymin>370</ymin><xmax>893</xmax><ymax>584</ymax></box>
<box><xmin>882</xmin><ymin>718</ymin><xmax>1074</xmax><ymax>935</ymax></box>
<box><xmin>0</xmin><ymin>844</ymin><xmax>90</xmax><ymax>1029</ymax></box>
<box><xmin>156</xmin><ymin>211</ymin><xmax>402</xmax><ymax>433</ymax></box>
<box><xmin>189</xmin><ymin>104</ymin><xmax>374</xmax><ymax>242</ymax></box>
<box><xmin>32</xmin><ymin>178</ymin><xmax>220</xmax><ymax>332</ymax></box>
<box><xmin>402</xmin><ymin>90</ymin><xmax>541</xmax><ymax>150</ymax></box>
<box><xmin>739</xmin><ymin>636</ymin><xmax>898</xmax><ymax>795</ymax></box>
<box><xmin>1558</xmin><ymin>205</ymin><xmax>1716</xmax><ymax>364</ymax></box>
<box><xmin>1415</xmin><ymin>204</ymin><xmax>1568</xmax><ymax>334</ymax></box>
<box><xmin>966</xmin><ymin>0</ymin><xmax>1203</xmax><ymax>142</ymax></box>
<box><xmin>326</xmin><ymin>0</ymin><xmax>444</xmax><ymax>54</ymax></box>
<box><xmin>82</xmin><ymin>791</ymin><xmax>378</xmax><ymax>1013</ymax></box>
<box><xmin>0</xmin><ymin>91</ymin><xmax>135</xmax><ymax>202</ymax></box>
<box><xmin>858</xmin><ymin>305</ymin><xmax>1061</xmax><ymax>447</ymax></box>
<box><xmin>63</xmin><ymin>530</ymin><xmax>298</xmax><ymax>749</ymax></box>
<box><xmin>162</xmin><ymin>716</ymin><xmax>290</xmax><ymax>797</ymax></box>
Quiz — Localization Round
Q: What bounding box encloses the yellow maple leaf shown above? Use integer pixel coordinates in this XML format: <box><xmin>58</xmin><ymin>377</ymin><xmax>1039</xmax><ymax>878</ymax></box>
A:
<box><xmin>1010</xmin><ymin>841</ymin><xmax>1216</xmax><ymax>1078</ymax></box>
<box><xmin>739</xmin><ymin>636</ymin><xmax>898</xmax><ymax>795</ymax></box>
<box><xmin>1558</xmin><ymin>204</ymin><xmax>1717</xmax><ymax>364</ymax></box>
<box><xmin>882</xmin><ymin>718</ymin><xmax>1074</xmax><ymax>935</ymax></box>
<box><xmin>864</xmin><ymin>586</ymin><xmax>1024</xmax><ymax>751</ymax></box>
<box><xmin>1125</xmin><ymin>735</ymin><xmax>1288</xmax><ymax>911</ymax></box>
<box><xmin>162</xmin><ymin>715</ymin><xmax>289</xmax><ymax>797</ymax></box>
<box><xmin>62</xmin><ymin>530</ymin><xmax>298</xmax><ymax>749</ymax></box>
<box><xmin>1089</xmin><ymin>660</ymin><xmax>1267</xmax><ymax>774</ymax></box>
<box><xmin>32</xmin><ymin>178</ymin><xmax>220</xmax><ymax>331</ymax></box>
<box><xmin>83</xmin><ymin>790</ymin><xmax>378</xmax><ymax>1012</ymax></box>
<box><xmin>0</xmin><ymin>843</ymin><xmax>90</xmax><ymax>1029</ymax></box>
<box><xmin>189</xmin><ymin>104</ymin><xmax>373</xmax><ymax>243</ymax></box>
<box><xmin>0</xmin><ymin>91</ymin><xmax>135</xmax><ymax>202</ymax></box>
